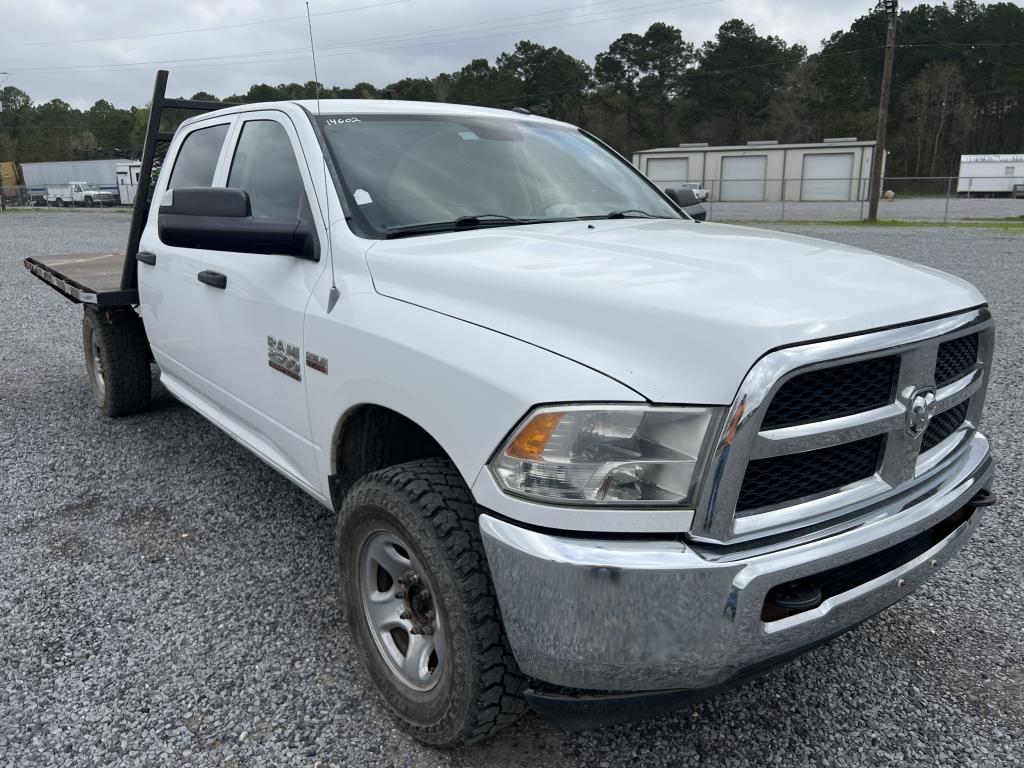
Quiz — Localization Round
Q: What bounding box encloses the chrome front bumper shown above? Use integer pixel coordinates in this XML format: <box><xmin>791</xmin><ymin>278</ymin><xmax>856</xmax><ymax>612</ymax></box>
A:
<box><xmin>480</xmin><ymin>433</ymin><xmax>993</xmax><ymax>692</ymax></box>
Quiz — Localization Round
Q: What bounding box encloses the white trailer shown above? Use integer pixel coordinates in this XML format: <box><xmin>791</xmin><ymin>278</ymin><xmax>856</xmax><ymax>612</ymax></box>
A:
<box><xmin>21</xmin><ymin>159</ymin><xmax>122</xmax><ymax>189</ymax></box>
<box><xmin>116</xmin><ymin>161</ymin><xmax>142</xmax><ymax>205</ymax></box>
<box><xmin>956</xmin><ymin>154</ymin><xmax>1024</xmax><ymax>197</ymax></box>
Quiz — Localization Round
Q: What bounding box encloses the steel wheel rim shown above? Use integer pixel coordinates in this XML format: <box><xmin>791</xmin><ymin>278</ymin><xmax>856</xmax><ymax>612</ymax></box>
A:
<box><xmin>91</xmin><ymin>340</ymin><xmax>106</xmax><ymax>396</ymax></box>
<box><xmin>358</xmin><ymin>531</ymin><xmax>444</xmax><ymax>691</ymax></box>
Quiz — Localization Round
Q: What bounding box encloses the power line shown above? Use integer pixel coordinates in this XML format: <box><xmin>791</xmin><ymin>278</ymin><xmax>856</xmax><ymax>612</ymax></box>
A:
<box><xmin>4</xmin><ymin>0</ymin><xmax>677</xmax><ymax>73</ymax></box>
<box><xmin>315</xmin><ymin>0</ymin><xmax>686</xmax><ymax>52</ymax></box>
<box><xmin>4</xmin><ymin>0</ymin><xmax>411</xmax><ymax>48</ymax></box>
<box><xmin>6</xmin><ymin>0</ymin><xmax>725</xmax><ymax>75</ymax></box>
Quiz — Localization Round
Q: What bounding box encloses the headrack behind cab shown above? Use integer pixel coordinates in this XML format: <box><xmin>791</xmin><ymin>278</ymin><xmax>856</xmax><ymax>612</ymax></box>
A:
<box><xmin>23</xmin><ymin>70</ymin><xmax>224</xmax><ymax>308</ymax></box>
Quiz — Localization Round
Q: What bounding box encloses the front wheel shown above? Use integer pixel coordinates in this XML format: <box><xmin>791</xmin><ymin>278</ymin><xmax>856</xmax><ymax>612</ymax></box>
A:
<box><xmin>337</xmin><ymin>459</ymin><xmax>527</xmax><ymax>747</ymax></box>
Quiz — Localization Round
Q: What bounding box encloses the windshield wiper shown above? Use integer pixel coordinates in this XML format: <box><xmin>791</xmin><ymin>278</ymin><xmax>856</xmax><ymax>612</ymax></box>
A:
<box><xmin>385</xmin><ymin>214</ymin><xmax>572</xmax><ymax>239</ymax></box>
<box><xmin>602</xmin><ymin>209</ymin><xmax>663</xmax><ymax>219</ymax></box>
<box><xmin>454</xmin><ymin>213</ymin><xmax>527</xmax><ymax>227</ymax></box>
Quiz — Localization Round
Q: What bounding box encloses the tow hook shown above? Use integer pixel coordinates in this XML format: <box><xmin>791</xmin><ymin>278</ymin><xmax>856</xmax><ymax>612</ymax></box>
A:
<box><xmin>965</xmin><ymin>488</ymin><xmax>997</xmax><ymax>508</ymax></box>
<box><xmin>763</xmin><ymin>581</ymin><xmax>823</xmax><ymax>621</ymax></box>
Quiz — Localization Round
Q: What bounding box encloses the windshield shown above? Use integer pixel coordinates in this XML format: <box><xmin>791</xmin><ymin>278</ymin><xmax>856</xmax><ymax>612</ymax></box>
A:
<box><xmin>81</xmin><ymin>184</ymin><xmax>100</xmax><ymax>191</ymax></box>
<box><xmin>319</xmin><ymin>115</ymin><xmax>680</xmax><ymax>236</ymax></box>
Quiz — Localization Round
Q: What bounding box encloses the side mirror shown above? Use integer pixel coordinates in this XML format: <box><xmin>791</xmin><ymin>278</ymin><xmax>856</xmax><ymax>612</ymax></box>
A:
<box><xmin>158</xmin><ymin>187</ymin><xmax>318</xmax><ymax>260</ymax></box>
<box><xmin>666</xmin><ymin>186</ymin><xmax>698</xmax><ymax>207</ymax></box>
<box><xmin>665</xmin><ymin>187</ymin><xmax>707</xmax><ymax>222</ymax></box>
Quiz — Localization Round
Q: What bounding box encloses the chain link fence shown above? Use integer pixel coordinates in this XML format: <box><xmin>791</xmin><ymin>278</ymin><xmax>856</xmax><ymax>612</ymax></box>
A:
<box><xmin>5</xmin><ymin>176</ymin><xmax>1024</xmax><ymax>222</ymax></box>
<box><xmin>693</xmin><ymin>176</ymin><xmax>1024</xmax><ymax>224</ymax></box>
<box><xmin>0</xmin><ymin>186</ymin><xmax>45</xmax><ymax>209</ymax></box>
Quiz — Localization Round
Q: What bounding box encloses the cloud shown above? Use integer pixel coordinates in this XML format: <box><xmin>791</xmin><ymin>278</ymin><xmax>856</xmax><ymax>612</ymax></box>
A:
<box><xmin>0</xmin><ymin>0</ymin><xmax>978</xmax><ymax>108</ymax></box>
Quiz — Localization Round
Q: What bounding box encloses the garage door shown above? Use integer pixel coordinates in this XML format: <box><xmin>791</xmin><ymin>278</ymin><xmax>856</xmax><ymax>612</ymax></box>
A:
<box><xmin>720</xmin><ymin>156</ymin><xmax>767</xmax><ymax>201</ymax></box>
<box><xmin>801</xmin><ymin>153</ymin><xmax>855</xmax><ymax>201</ymax></box>
<box><xmin>646</xmin><ymin>157</ymin><xmax>689</xmax><ymax>190</ymax></box>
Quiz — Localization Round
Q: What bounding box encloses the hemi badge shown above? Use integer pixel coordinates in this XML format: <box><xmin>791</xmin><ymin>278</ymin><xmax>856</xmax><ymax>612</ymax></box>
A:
<box><xmin>306</xmin><ymin>351</ymin><xmax>328</xmax><ymax>374</ymax></box>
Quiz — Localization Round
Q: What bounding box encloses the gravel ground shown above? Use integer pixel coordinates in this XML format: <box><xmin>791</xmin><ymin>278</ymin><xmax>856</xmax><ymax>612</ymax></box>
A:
<box><xmin>1</xmin><ymin>209</ymin><xmax>1022</xmax><ymax>767</ymax></box>
<box><xmin>706</xmin><ymin>195</ymin><xmax>1024</xmax><ymax>223</ymax></box>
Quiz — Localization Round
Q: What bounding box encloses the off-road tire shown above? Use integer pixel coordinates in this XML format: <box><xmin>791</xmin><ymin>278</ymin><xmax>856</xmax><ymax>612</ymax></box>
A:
<box><xmin>83</xmin><ymin>307</ymin><xmax>152</xmax><ymax>417</ymax></box>
<box><xmin>337</xmin><ymin>458</ymin><xmax>527</xmax><ymax>747</ymax></box>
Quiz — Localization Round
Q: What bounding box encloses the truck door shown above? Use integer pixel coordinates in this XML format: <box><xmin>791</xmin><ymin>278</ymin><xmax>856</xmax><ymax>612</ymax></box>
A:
<box><xmin>197</xmin><ymin>112</ymin><xmax>327</xmax><ymax>492</ymax></box>
<box><xmin>136</xmin><ymin>117</ymin><xmax>235</xmax><ymax>398</ymax></box>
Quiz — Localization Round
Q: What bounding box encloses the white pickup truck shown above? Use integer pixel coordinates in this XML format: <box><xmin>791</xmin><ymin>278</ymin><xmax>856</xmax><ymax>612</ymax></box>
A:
<box><xmin>45</xmin><ymin>182</ymin><xmax>119</xmax><ymax>207</ymax></box>
<box><xmin>25</xmin><ymin>72</ymin><xmax>996</xmax><ymax>747</ymax></box>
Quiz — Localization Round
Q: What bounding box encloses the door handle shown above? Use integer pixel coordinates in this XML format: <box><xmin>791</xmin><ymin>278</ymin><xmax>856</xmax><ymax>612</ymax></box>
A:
<box><xmin>136</xmin><ymin>251</ymin><xmax>157</xmax><ymax>265</ymax></box>
<box><xmin>198</xmin><ymin>270</ymin><xmax>227</xmax><ymax>289</ymax></box>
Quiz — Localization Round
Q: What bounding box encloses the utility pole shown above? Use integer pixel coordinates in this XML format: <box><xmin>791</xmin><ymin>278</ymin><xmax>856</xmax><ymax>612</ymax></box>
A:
<box><xmin>867</xmin><ymin>0</ymin><xmax>898</xmax><ymax>222</ymax></box>
<box><xmin>0</xmin><ymin>73</ymin><xmax>9</xmax><ymax>213</ymax></box>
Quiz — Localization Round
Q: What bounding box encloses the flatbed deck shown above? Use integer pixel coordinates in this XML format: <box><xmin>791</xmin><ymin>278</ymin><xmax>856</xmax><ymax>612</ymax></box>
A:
<box><xmin>24</xmin><ymin>252</ymin><xmax>139</xmax><ymax>307</ymax></box>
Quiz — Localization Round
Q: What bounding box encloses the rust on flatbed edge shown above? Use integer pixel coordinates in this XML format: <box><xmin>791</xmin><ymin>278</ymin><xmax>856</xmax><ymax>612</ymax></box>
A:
<box><xmin>24</xmin><ymin>252</ymin><xmax>139</xmax><ymax>308</ymax></box>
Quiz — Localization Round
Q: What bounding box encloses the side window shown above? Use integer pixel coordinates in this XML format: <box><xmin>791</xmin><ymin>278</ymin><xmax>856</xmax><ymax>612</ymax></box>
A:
<box><xmin>168</xmin><ymin>123</ymin><xmax>229</xmax><ymax>189</ymax></box>
<box><xmin>227</xmin><ymin>120</ymin><xmax>307</xmax><ymax>219</ymax></box>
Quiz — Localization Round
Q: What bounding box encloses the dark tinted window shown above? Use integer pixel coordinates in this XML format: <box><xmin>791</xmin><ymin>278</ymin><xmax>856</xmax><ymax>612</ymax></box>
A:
<box><xmin>227</xmin><ymin>120</ymin><xmax>306</xmax><ymax>219</ymax></box>
<box><xmin>168</xmin><ymin>123</ymin><xmax>229</xmax><ymax>189</ymax></box>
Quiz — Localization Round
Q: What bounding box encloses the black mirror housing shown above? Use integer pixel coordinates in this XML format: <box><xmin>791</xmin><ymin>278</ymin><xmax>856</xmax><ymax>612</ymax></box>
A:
<box><xmin>158</xmin><ymin>187</ymin><xmax>318</xmax><ymax>260</ymax></box>
<box><xmin>665</xmin><ymin>187</ymin><xmax>699</xmax><ymax>208</ymax></box>
<box><xmin>665</xmin><ymin>187</ymin><xmax>707</xmax><ymax>222</ymax></box>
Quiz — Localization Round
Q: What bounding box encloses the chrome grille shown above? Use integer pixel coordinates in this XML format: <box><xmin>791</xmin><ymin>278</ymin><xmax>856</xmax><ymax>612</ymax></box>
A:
<box><xmin>693</xmin><ymin>308</ymin><xmax>993</xmax><ymax>544</ymax></box>
<box><xmin>761</xmin><ymin>356</ymin><xmax>899</xmax><ymax>430</ymax></box>
<box><xmin>921</xmin><ymin>400</ymin><xmax>969</xmax><ymax>452</ymax></box>
<box><xmin>737</xmin><ymin>435</ymin><xmax>885</xmax><ymax>511</ymax></box>
<box><xmin>935</xmin><ymin>332</ymin><xmax>979</xmax><ymax>387</ymax></box>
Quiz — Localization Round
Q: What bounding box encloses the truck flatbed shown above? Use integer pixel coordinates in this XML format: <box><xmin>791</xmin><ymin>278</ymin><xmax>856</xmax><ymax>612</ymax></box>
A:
<box><xmin>24</xmin><ymin>252</ymin><xmax>139</xmax><ymax>307</ymax></box>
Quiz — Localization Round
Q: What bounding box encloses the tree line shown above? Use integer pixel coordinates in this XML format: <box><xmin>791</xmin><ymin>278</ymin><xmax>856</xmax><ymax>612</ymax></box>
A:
<box><xmin>1</xmin><ymin>1</ymin><xmax>1021</xmax><ymax>177</ymax></box>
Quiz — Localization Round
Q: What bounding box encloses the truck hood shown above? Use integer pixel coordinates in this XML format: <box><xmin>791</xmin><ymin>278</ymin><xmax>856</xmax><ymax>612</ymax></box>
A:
<box><xmin>364</xmin><ymin>220</ymin><xmax>984</xmax><ymax>403</ymax></box>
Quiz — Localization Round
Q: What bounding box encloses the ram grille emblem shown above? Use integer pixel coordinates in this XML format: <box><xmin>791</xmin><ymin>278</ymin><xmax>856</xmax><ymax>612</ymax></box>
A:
<box><xmin>906</xmin><ymin>388</ymin><xmax>937</xmax><ymax>437</ymax></box>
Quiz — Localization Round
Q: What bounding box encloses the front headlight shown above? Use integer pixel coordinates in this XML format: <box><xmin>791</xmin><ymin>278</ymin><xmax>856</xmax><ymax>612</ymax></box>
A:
<box><xmin>489</xmin><ymin>405</ymin><xmax>720</xmax><ymax>506</ymax></box>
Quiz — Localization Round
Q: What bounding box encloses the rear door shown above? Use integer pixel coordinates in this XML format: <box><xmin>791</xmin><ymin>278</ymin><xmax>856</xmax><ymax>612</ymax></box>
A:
<box><xmin>136</xmin><ymin>117</ymin><xmax>235</xmax><ymax>396</ymax></box>
<box><xmin>197</xmin><ymin>111</ymin><xmax>327</xmax><ymax>491</ymax></box>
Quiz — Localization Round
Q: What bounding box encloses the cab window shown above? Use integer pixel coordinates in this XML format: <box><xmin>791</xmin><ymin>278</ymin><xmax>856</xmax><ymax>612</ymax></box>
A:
<box><xmin>168</xmin><ymin>123</ymin><xmax>229</xmax><ymax>189</ymax></box>
<box><xmin>227</xmin><ymin>120</ymin><xmax>307</xmax><ymax>219</ymax></box>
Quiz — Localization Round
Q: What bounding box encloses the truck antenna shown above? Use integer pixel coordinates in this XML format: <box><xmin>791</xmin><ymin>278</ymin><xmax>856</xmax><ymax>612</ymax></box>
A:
<box><xmin>306</xmin><ymin>2</ymin><xmax>340</xmax><ymax>313</ymax></box>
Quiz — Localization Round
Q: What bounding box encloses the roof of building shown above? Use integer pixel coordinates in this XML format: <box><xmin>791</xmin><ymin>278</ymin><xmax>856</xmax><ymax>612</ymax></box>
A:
<box><xmin>635</xmin><ymin>139</ymin><xmax>877</xmax><ymax>154</ymax></box>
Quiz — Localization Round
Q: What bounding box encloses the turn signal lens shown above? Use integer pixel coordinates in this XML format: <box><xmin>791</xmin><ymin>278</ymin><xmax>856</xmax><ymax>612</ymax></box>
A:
<box><xmin>490</xmin><ymin>405</ymin><xmax>720</xmax><ymax>507</ymax></box>
<box><xmin>505</xmin><ymin>411</ymin><xmax>565</xmax><ymax>460</ymax></box>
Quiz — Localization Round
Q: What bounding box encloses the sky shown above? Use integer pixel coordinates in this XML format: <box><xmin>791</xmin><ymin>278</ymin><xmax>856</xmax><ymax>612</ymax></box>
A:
<box><xmin>0</xmin><ymin>0</ymin><xmax>981</xmax><ymax>108</ymax></box>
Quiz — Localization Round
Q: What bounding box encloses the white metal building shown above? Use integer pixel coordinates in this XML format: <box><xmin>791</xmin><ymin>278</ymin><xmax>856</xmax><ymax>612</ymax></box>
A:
<box><xmin>632</xmin><ymin>139</ymin><xmax>879</xmax><ymax>202</ymax></box>
<box><xmin>956</xmin><ymin>154</ymin><xmax>1024</xmax><ymax>197</ymax></box>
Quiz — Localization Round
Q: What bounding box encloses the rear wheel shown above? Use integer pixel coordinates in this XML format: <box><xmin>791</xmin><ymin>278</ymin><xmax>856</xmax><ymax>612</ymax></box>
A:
<box><xmin>337</xmin><ymin>459</ymin><xmax>527</xmax><ymax>747</ymax></box>
<box><xmin>55</xmin><ymin>198</ymin><xmax>63</xmax><ymax>207</ymax></box>
<box><xmin>82</xmin><ymin>307</ymin><xmax>153</xmax><ymax>416</ymax></box>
